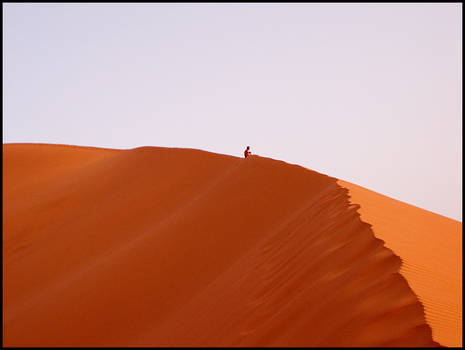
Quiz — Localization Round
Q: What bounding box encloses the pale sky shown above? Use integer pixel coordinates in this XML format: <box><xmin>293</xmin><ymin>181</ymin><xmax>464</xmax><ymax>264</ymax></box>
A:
<box><xmin>3</xmin><ymin>3</ymin><xmax>462</xmax><ymax>221</ymax></box>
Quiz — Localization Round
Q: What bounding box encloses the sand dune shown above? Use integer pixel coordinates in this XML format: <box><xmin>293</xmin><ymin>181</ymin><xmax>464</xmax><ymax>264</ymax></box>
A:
<box><xmin>338</xmin><ymin>180</ymin><xmax>462</xmax><ymax>347</ymax></box>
<box><xmin>3</xmin><ymin>143</ymin><xmax>457</xmax><ymax>347</ymax></box>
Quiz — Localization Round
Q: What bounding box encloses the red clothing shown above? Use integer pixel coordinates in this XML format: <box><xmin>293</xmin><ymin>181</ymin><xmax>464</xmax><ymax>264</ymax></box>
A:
<box><xmin>244</xmin><ymin>148</ymin><xmax>250</xmax><ymax>158</ymax></box>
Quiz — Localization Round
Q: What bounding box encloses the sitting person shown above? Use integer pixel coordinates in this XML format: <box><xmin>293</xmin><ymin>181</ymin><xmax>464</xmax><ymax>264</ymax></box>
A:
<box><xmin>244</xmin><ymin>146</ymin><xmax>252</xmax><ymax>158</ymax></box>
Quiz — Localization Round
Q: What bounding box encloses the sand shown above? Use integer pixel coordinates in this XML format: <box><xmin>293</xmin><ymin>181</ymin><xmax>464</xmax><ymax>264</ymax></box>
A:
<box><xmin>3</xmin><ymin>143</ymin><xmax>458</xmax><ymax>347</ymax></box>
<box><xmin>338</xmin><ymin>180</ymin><xmax>462</xmax><ymax>347</ymax></box>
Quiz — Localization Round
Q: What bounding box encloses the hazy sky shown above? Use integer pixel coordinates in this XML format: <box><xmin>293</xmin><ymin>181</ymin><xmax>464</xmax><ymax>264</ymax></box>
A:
<box><xmin>3</xmin><ymin>3</ymin><xmax>462</xmax><ymax>221</ymax></box>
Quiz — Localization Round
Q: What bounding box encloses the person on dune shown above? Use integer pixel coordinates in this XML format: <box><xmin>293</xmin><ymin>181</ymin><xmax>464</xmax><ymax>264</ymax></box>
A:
<box><xmin>244</xmin><ymin>146</ymin><xmax>252</xmax><ymax>158</ymax></box>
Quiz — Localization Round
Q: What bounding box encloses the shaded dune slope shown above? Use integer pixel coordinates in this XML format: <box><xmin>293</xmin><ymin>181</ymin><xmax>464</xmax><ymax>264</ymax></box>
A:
<box><xmin>3</xmin><ymin>144</ymin><xmax>439</xmax><ymax>346</ymax></box>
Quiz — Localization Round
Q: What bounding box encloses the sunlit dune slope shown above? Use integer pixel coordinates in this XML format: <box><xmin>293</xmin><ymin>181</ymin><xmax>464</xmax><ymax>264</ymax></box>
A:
<box><xmin>338</xmin><ymin>180</ymin><xmax>462</xmax><ymax>347</ymax></box>
<box><xmin>4</xmin><ymin>144</ymin><xmax>440</xmax><ymax>347</ymax></box>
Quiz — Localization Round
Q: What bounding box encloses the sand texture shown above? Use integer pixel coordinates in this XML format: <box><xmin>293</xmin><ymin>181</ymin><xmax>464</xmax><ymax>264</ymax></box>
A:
<box><xmin>338</xmin><ymin>180</ymin><xmax>462</xmax><ymax>347</ymax></box>
<box><xmin>4</xmin><ymin>143</ymin><xmax>458</xmax><ymax>347</ymax></box>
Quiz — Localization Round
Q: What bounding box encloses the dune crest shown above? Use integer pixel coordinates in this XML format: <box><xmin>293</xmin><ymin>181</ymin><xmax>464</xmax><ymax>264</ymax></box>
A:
<box><xmin>338</xmin><ymin>180</ymin><xmax>462</xmax><ymax>347</ymax></box>
<box><xmin>3</xmin><ymin>144</ymin><xmax>442</xmax><ymax>346</ymax></box>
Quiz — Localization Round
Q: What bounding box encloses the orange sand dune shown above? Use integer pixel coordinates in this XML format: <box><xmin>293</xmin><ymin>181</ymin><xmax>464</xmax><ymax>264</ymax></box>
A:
<box><xmin>338</xmin><ymin>180</ymin><xmax>462</xmax><ymax>347</ymax></box>
<box><xmin>3</xmin><ymin>143</ymin><xmax>454</xmax><ymax>347</ymax></box>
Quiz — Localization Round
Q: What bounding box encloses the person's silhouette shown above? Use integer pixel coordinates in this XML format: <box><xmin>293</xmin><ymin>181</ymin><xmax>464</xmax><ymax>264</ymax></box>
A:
<box><xmin>244</xmin><ymin>146</ymin><xmax>252</xmax><ymax>158</ymax></box>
